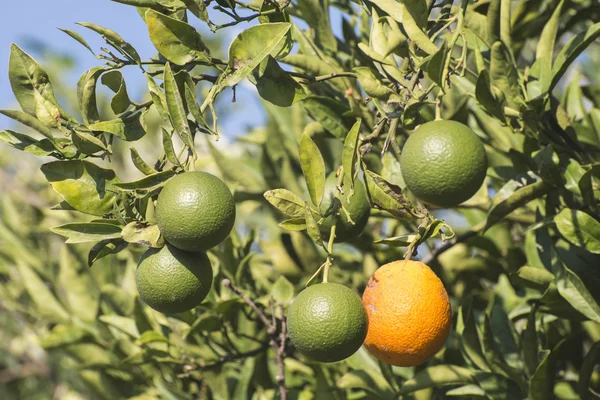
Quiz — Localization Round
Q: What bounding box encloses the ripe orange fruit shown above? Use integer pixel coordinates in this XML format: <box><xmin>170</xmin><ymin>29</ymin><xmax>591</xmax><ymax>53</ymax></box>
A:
<box><xmin>287</xmin><ymin>283</ymin><xmax>368</xmax><ymax>362</ymax></box>
<box><xmin>400</xmin><ymin>120</ymin><xmax>487</xmax><ymax>207</ymax></box>
<box><xmin>362</xmin><ymin>260</ymin><xmax>452</xmax><ymax>366</ymax></box>
<box><xmin>156</xmin><ymin>171</ymin><xmax>236</xmax><ymax>251</ymax></box>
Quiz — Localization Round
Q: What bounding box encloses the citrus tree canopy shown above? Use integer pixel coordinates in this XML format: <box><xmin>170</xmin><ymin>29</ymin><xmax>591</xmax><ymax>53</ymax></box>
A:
<box><xmin>1</xmin><ymin>0</ymin><xmax>600</xmax><ymax>399</ymax></box>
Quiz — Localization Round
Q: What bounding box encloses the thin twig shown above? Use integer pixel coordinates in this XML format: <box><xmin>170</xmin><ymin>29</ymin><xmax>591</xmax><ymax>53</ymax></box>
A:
<box><xmin>420</xmin><ymin>221</ymin><xmax>485</xmax><ymax>265</ymax></box>
<box><xmin>288</xmin><ymin>71</ymin><xmax>357</xmax><ymax>84</ymax></box>
<box><xmin>178</xmin><ymin>342</ymin><xmax>270</xmax><ymax>375</ymax></box>
<box><xmin>223</xmin><ymin>279</ymin><xmax>273</xmax><ymax>331</ymax></box>
<box><xmin>223</xmin><ymin>279</ymin><xmax>288</xmax><ymax>399</ymax></box>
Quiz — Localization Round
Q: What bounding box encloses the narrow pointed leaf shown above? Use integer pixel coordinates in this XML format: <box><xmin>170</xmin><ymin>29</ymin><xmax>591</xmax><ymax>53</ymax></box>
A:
<box><xmin>145</xmin><ymin>9</ymin><xmax>211</xmax><ymax>65</ymax></box>
<box><xmin>59</xmin><ymin>28</ymin><xmax>96</xmax><ymax>56</ymax></box>
<box><xmin>130</xmin><ymin>148</ymin><xmax>158</xmax><ymax>175</ymax></box>
<box><xmin>51</xmin><ymin>223</ymin><xmax>123</xmax><ymax>243</ymax></box>
<box><xmin>299</xmin><ymin>133</ymin><xmax>325</xmax><ymax>207</ymax></box>
<box><xmin>164</xmin><ymin>62</ymin><xmax>195</xmax><ymax>153</ymax></box>
<box><xmin>342</xmin><ymin>120</ymin><xmax>361</xmax><ymax>190</ymax></box>
<box><xmin>264</xmin><ymin>189</ymin><xmax>306</xmax><ymax>218</ymax></box>
<box><xmin>223</xmin><ymin>23</ymin><xmax>292</xmax><ymax>87</ymax></box>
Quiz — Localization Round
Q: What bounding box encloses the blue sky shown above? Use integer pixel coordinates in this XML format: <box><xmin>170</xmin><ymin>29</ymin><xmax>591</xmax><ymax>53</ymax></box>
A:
<box><xmin>0</xmin><ymin>1</ymin><xmax>266</xmax><ymax>137</ymax></box>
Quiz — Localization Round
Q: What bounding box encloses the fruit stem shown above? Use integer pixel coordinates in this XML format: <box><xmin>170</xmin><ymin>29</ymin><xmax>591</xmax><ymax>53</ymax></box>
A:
<box><xmin>322</xmin><ymin>167</ymin><xmax>346</xmax><ymax>283</ymax></box>
<box><xmin>188</xmin><ymin>151</ymin><xmax>196</xmax><ymax>171</ymax></box>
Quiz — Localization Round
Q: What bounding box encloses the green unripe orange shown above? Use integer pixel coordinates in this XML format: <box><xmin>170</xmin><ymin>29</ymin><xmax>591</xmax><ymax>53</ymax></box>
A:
<box><xmin>136</xmin><ymin>244</ymin><xmax>213</xmax><ymax>314</ymax></box>
<box><xmin>156</xmin><ymin>171</ymin><xmax>236</xmax><ymax>251</ymax></box>
<box><xmin>286</xmin><ymin>283</ymin><xmax>368</xmax><ymax>363</ymax></box>
<box><xmin>400</xmin><ymin>120</ymin><xmax>487</xmax><ymax>207</ymax></box>
<box><xmin>319</xmin><ymin>173</ymin><xmax>371</xmax><ymax>242</ymax></box>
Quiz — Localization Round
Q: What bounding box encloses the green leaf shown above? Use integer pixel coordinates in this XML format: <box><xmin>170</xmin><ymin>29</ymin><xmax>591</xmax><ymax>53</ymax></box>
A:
<box><xmin>264</xmin><ymin>189</ymin><xmax>306</xmax><ymax>218</ymax></box>
<box><xmin>0</xmin><ymin>130</ymin><xmax>69</xmax><ymax>157</ymax></box>
<box><xmin>182</xmin><ymin>0</ymin><xmax>209</xmax><ymax>22</ymax></box>
<box><xmin>337</xmin><ymin>370</ymin><xmax>395</xmax><ymax>398</ymax></box>
<box><xmin>223</xmin><ymin>23</ymin><xmax>292</xmax><ymax>87</ymax></box>
<box><xmin>145</xmin><ymin>9</ymin><xmax>211</xmax><ymax>65</ymax></box>
<box><xmin>550</xmin><ymin>22</ymin><xmax>600</xmax><ymax>92</ymax></box>
<box><xmin>88</xmin><ymin>239</ymin><xmax>127</xmax><ymax>267</ymax></box>
<box><xmin>17</xmin><ymin>262</ymin><xmax>70</xmax><ymax>323</ymax></box>
<box><xmin>59</xmin><ymin>28</ymin><xmax>96</xmax><ymax>56</ymax></box>
<box><xmin>78</xmin><ymin>22</ymin><xmax>141</xmax><ymax>63</ymax></box>
<box><xmin>299</xmin><ymin>133</ymin><xmax>326</xmax><ymax>206</ymax></box>
<box><xmin>252</xmin><ymin>56</ymin><xmax>306</xmax><ymax>107</ymax></box>
<box><xmin>530</xmin><ymin>339</ymin><xmax>566</xmax><ymax>400</ymax></box>
<box><xmin>42</xmin><ymin>325</ymin><xmax>90</xmax><ymax>349</ymax></box>
<box><xmin>457</xmin><ymin>302</ymin><xmax>491</xmax><ymax>372</ymax></box>
<box><xmin>296</xmin><ymin>0</ymin><xmax>337</xmax><ymax>52</ymax></box>
<box><xmin>512</xmin><ymin>266</ymin><xmax>554</xmax><ymax>291</ymax></box>
<box><xmin>51</xmin><ymin>222</ymin><xmax>123</xmax><ymax>243</ymax></box>
<box><xmin>41</xmin><ymin>160</ymin><xmax>120</xmax><ymax>216</ymax></box>
<box><xmin>207</xmin><ymin>140</ymin><xmax>265</xmax><ymax>191</ymax></box>
<box><xmin>271</xmin><ymin>276</ymin><xmax>294</xmax><ymax>306</ymax></box>
<box><xmin>232</xmin><ymin>358</ymin><xmax>255</xmax><ymax>400</ymax></box>
<box><xmin>523</xmin><ymin>305</ymin><xmax>539</xmax><ymax>377</ymax></box>
<box><xmin>0</xmin><ymin>109</ymin><xmax>53</xmax><ymax>140</ymax></box>
<box><xmin>446</xmin><ymin>385</ymin><xmax>487</xmax><ymax>397</ymax></box>
<box><xmin>114</xmin><ymin>170</ymin><xmax>176</xmax><ymax>190</ymax></box>
<box><xmin>164</xmin><ymin>62</ymin><xmax>195</xmax><ymax>153</ymax></box>
<box><xmin>427</xmin><ymin>40</ymin><xmax>448</xmax><ymax>88</ymax></box>
<box><xmin>99</xmin><ymin>315</ymin><xmax>140</xmax><ymax>338</ymax></box>
<box><xmin>342</xmin><ymin>120</ymin><xmax>361</xmax><ymax>190</ymax></box>
<box><xmin>487</xmin><ymin>0</ymin><xmax>501</xmax><ymax>43</ymax></box>
<box><xmin>475</xmin><ymin>70</ymin><xmax>504</xmax><ymax>119</ymax></box>
<box><xmin>579</xmin><ymin>341</ymin><xmax>600</xmax><ymax>399</ymax></box>
<box><xmin>278</xmin><ymin>218</ymin><xmax>307</xmax><ymax>231</ymax></box>
<box><xmin>354</xmin><ymin>67</ymin><xmax>395</xmax><ymax>100</ymax></box>
<box><xmin>101</xmin><ymin>70</ymin><xmax>132</xmax><ymax>114</ymax></box>
<box><xmin>373</xmin><ymin>234</ymin><xmax>417</xmax><ymax>247</ymax></box>
<box><xmin>88</xmin><ymin>113</ymin><xmax>146</xmax><ymax>141</ymax></box>
<box><xmin>160</xmin><ymin>127</ymin><xmax>181</xmax><ymax>166</ymax></box>
<box><xmin>72</xmin><ymin>129</ymin><xmax>108</xmax><ymax>155</ymax></box>
<box><xmin>185</xmin><ymin>313</ymin><xmax>221</xmax><ymax>338</ymax></box>
<box><xmin>146</xmin><ymin>73</ymin><xmax>170</xmax><ymax>122</ymax></box>
<box><xmin>77</xmin><ymin>66</ymin><xmax>104</xmax><ymax>125</ymax></box>
<box><xmin>302</xmin><ymin>96</ymin><xmax>351</xmax><ymax>139</ymax></box>
<box><xmin>304</xmin><ymin>202</ymin><xmax>323</xmax><ymax>246</ymax></box>
<box><xmin>136</xmin><ymin>330</ymin><xmax>169</xmax><ymax>346</ymax></box>
<box><xmin>34</xmin><ymin>89</ymin><xmax>61</xmax><ymax>127</ymax></box>
<box><xmin>485</xmin><ymin>179</ymin><xmax>550</xmax><ymax>230</ymax></box>
<box><xmin>554</xmin><ymin>209</ymin><xmax>600</xmax><ymax>254</ymax></box>
<box><xmin>130</xmin><ymin>148</ymin><xmax>158</xmax><ymax>175</ymax></box>
<box><xmin>398</xmin><ymin>3</ymin><xmax>437</xmax><ymax>54</ymax></box>
<box><xmin>58</xmin><ymin>247</ymin><xmax>99</xmax><ymax>322</ymax></box>
<box><xmin>8</xmin><ymin>44</ymin><xmax>72</xmax><ymax>121</ymax></box>
<box><xmin>184</xmin><ymin>83</ymin><xmax>213</xmax><ymax>135</ymax></box>
<box><xmin>490</xmin><ymin>41</ymin><xmax>523</xmax><ymax>109</ymax></box>
<box><xmin>398</xmin><ymin>365</ymin><xmax>475</xmax><ymax>394</ymax></box>
<box><xmin>535</xmin><ymin>0</ymin><xmax>564</xmax><ymax>94</ymax></box>
<box><xmin>555</xmin><ymin>257</ymin><xmax>600</xmax><ymax>323</ymax></box>
<box><xmin>364</xmin><ymin>170</ymin><xmax>422</xmax><ymax>219</ymax></box>
<box><xmin>121</xmin><ymin>222</ymin><xmax>164</xmax><ymax>247</ymax></box>
<box><xmin>367</xmin><ymin>0</ymin><xmax>404</xmax><ymax>26</ymax></box>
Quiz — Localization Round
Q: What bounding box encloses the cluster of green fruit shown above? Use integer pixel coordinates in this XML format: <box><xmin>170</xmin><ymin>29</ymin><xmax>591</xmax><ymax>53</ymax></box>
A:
<box><xmin>286</xmin><ymin>120</ymin><xmax>487</xmax><ymax>365</ymax></box>
<box><xmin>136</xmin><ymin>172</ymin><xmax>236</xmax><ymax>314</ymax></box>
<box><xmin>137</xmin><ymin>120</ymin><xmax>487</xmax><ymax>367</ymax></box>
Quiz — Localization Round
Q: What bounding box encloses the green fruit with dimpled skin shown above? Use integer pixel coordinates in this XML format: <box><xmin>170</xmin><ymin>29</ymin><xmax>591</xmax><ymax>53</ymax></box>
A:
<box><xmin>156</xmin><ymin>171</ymin><xmax>236</xmax><ymax>251</ymax></box>
<box><xmin>400</xmin><ymin>120</ymin><xmax>487</xmax><ymax>207</ymax></box>
<box><xmin>136</xmin><ymin>244</ymin><xmax>213</xmax><ymax>314</ymax></box>
<box><xmin>286</xmin><ymin>283</ymin><xmax>368</xmax><ymax>362</ymax></box>
<box><xmin>319</xmin><ymin>173</ymin><xmax>371</xmax><ymax>242</ymax></box>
